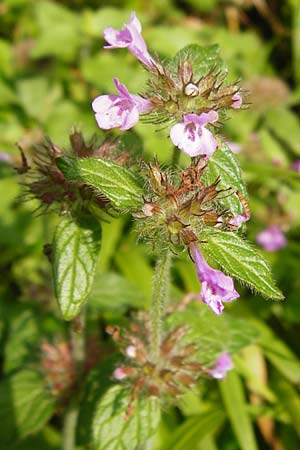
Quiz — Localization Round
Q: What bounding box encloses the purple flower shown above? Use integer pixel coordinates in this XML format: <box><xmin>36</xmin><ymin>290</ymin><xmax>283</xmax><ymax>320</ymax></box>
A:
<box><xmin>256</xmin><ymin>225</ymin><xmax>287</xmax><ymax>252</ymax></box>
<box><xmin>191</xmin><ymin>243</ymin><xmax>239</xmax><ymax>315</ymax></box>
<box><xmin>103</xmin><ymin>12</ymin><xmax>155</xmax><ymax>69</ymax></box>
<box><xmin>92</xmin><ymin>78</ymin><xmax>152</xmax><ymax>130</ymax></box>
<box><xmin>209</xmin><ymin>353</ymin><xmax>233</xmax><ymax>379</ymax></box>
<box><xmin>231</xmin><ymin>93</ymin><xmax>242</xmax><ymax>109</ymax></box>
<box><xmin>170</xmin><ymin>112</ymin><xmax>219</xmax><ymax>158</ymax></box>
<box><xmin>229</xmin><ymin>213</ymin><xmax>249</xmax><ymax>228</ymax></box>
<box><xmin>291</xmin><ymin>160</ymin><xmax>300</xmax><ymax>172</ymax></box>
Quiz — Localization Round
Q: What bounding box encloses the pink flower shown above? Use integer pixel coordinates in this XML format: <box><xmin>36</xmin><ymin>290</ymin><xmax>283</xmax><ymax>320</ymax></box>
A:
<box><xmin>170</xmin><ymin>112</ymin><xmax>219</xmax><ymax>158</ymax></box>
<box><xmin>256</xmin><ymin>225</ymin><xmax>287</xmax><ymax>252</ymax></box>
<box><xmin>231</xmin><ymin>93</ymin><xmax>242</xmax><ymax>109</ymax></box>
<box><xmin>209</xmin><ymin>353</ymin><xmax>233</xmax><ymax>379</ymax></box>
<box><xmin>191</xmin><ymin>243</ymin><xmax>239</xmax><ymax>315</ymax></box>
<box><xmin>113</xmin><ymin>367</ymin><xmax>128</xmax><ymax>380</ymax></box>
<box><xmin>291</xmin><ymin>160</ymin><xmax>300</xmax><ymax>172</ymax></box>
<box><xmin>92</xmin><ymin>78</ymin><xmax>152</xmax><ymax>130</ymax></box>
<box><xmin>229</xmin><ymin>214</ymin><xmax>248</xmax><ymax>228</ymax></box>
<box><xmin>103</xmin><ymin>12</ymin><xmax>155</xmax><ymax>69</ymax></box>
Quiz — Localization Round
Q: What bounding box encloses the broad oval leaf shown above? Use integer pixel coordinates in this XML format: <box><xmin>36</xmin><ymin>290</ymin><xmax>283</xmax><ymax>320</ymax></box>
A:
<box><xmin>52</xmin><ymin>215</ymin><xmax>101</xmax><ymax>320</ymax></box>
<box><xmin>56</xmin><ymin>156</ymin><xmax>144</xmax><ymax>209</ymax></box>
<box><xmin>0</xmin><ymin>370</ymin><xmax>54</xmax><ymax>447</ymax></box>
<box><xmin>200</xmin><ymin>229</ymin><xmax>284</xmax><ymax>299</ymax></box>
<box><xmin>93</xmin><ymin>385</ymin><xmax>160</xmax><ymax>450</ymax></box>
<box><xmin>202</xmin><ymin>144</ymin><xmax>247</xmax><ymax>216</ymax></box>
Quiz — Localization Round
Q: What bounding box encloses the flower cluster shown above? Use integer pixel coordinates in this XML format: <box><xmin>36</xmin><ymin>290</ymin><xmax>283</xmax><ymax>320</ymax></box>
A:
<box><xmin>21</xmin><ymin>131</ymin><xmax>131</xmax><ymax>214</ymax></box>
<box><xmin>135</xmin><ymin>157</ymin><xmax>248</xmax><ymax>248</ymax></box>
<box><xmin>92</xmin><ymin>11</ymin><xmax>243</xmax><ymax>158</ymax></box>
<box><xmin>106</xmin><ymin>318</ymin><xmax>233</xmax><ymax>416</ymax></box>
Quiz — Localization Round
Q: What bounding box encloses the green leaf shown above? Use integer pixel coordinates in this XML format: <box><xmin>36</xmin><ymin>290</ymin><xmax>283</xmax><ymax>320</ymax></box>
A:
<box><xmin>32</xmin><ymin>1</ymin><xmax>81</xmax><ymax>62</ymax></box>
<box><xmin>162</xmin><ymin>409</ymin><xmax>224</xmax><ymax>450</ymax></box>
<box><xmin>265</xmin><ymin>107</ymin><xmax>300</xmax><ymax>155</ymax></box>
<box><xmin>92</xmin><ymin>385</ymin><xmax>160</xmax><ymax>450</ymax></box>
<box><xmin>56</xmin><ymin>157</ymin><xmax>144</xmax><ymax>209</ymax></box>
<box><xmin>255</xmin><ymin>321</ymin><xmax>300</xmax><ymax>383</ymax></box>
<box><xmin>167</xmin><ymin>44</ymin><xmax>224</xmax><ymax>78</ymax></box>
<box><xmin>166</xmin><ymin>302</ymin><xmax>257</xmax><ymax>365</ymax></box>
<box><xmin>219</xmin><ymin>370</ymin><xmax>258</xmax><ymax>450</ymax></box>
<box><xmin>271</xmin><ymin>374</ymin><xmax>300</xmax><ymax>435</ymax></box>
<box><xmin>0</xmin><ymin>370</ymin><xmax>54</xmax><ymax>447</ymax></box>
<box><xmin>202</xmin><ymin>143</ymin><xmax>247</xmax><ymax>215</ymax></box>
<box><xmin>77</xmin><ymin>357</ymin><xmax>119</xmax><ymax>446</ymax></box>
<box><xmin>17</xmin><ymin>77</ymin><xmax>62</xmax><ymax>122</ymax></box>
<box><xmin>4</xmin><ymin>308</ymin><xmax>40</xmax><ymax>373</ymax></box>
<box><xmin>200</xmin><ymin>229</ymin><xmax>284</xmax><ymax>299</ymax></box>
<box><xmin>52</xmin><ymin>215</ymin><xmax>101</xmax><ymax>320</ymax></box>
<box><xmin>89</xmin><ymin>272</ymin><xmax>145</xmax><ymax>312</ymax></box>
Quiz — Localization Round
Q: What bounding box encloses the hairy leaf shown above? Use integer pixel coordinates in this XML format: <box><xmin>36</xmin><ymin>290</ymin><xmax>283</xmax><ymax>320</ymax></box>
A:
<box><xmin>52</xmin><ymin>215</ymin><xmax>101</xmax><ymax>320</ymax></box>
<box><xmin>166</xmin><ymin>302</ymin><xmax>257</xmax><ymax>365</ymax></box>
<box><xmin>0</xmin><ymin>370</ymin><xmax>54</xmax><ymax>447</ymax></box>
<box><xmin>93</xmin><ymin>385</ymin><xmax>160</xmax><ymax>450</ymax></box>
<box><xmin>167</xmin><ymin>44</ymin><xmax>224</xmax><ymax>78</ymax></box>
<box><xmin>201</xmin><ymin>229</ymin><xmax>283</xmax><ymax>299</ymax></box>
<box><xmin>56</xmin><ymin>156</ymin><xmax>144</xmax><ymax>209</ymax></box>
<box><xmin>202</xmin><ymin>144</ymin><xmax>247</xmax><ymax>216</ymax></box>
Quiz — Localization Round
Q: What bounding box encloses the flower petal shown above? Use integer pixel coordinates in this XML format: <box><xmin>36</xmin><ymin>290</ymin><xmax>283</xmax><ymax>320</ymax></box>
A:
<box><xmin>120</xmin><ymin>106</ymin><xmax>139</xmax><ymax>130</ymax></box>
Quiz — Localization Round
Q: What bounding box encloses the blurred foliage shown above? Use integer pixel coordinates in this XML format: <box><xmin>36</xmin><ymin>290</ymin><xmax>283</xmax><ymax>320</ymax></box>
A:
<box><xmin>1</xmin><ymin>0</ymin><xmax>300</xmax><ymax>449</ymax></box>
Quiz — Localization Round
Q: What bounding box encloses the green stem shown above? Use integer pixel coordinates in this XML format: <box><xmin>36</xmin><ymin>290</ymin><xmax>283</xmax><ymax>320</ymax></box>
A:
<box><xmin>150</xmin><ymin>249</ymin><xmax>172</xmax><ymax>362</ymax></box>
<box><xmin>61</xmin><ymin>403</ymin><xmax>79</xmax><ymax>450</ymax></box>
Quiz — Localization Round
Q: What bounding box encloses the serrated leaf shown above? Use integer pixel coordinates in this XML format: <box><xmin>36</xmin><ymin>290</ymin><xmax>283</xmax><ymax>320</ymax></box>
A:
<box><xmin>93</xmin><ymin>385</ymin><xmax>160</xmax><ymax>450</ymax></box>
<box><xmin>56</xmin><ymin>157</ymin><xmax>144</xmax><ymax>209</ymax></box>
<box><xmin>202</xmin><ymin>144</ymin><xmax>247</xmax><ymax>215</ymax></box>
<box><xmin>0</xmin><ymin>370</ymin><xmax>54</xmax><ymax>447</ymax></box>
<box><xmin>167</xmin><ymin>44</ymin><xmax>224</xmax><ymax>78</ymax></box>
<box><xmin>52</xmin><ymin>215</ymin><xmax>101</xmax><ymax>320</ymax></box>
<box><xmin>166</xmin><ymin>302</ymin><xmax>257</xmax><ymax>365</ymax></box>
<box><xmin>219</xmin><ymin>371</ymin><xmax>258</xmax><ymax>450</ymax></box>
<box><xmin>201</xmin><ymin>229</ymin><xmax>283</xmax><ymax>299</ymax></box>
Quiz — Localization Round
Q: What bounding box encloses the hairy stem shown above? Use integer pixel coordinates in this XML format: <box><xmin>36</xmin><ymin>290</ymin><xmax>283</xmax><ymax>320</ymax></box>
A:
<box><xmin>150</xmin><ymin>249</ymin><xmax>172</xmax><ymax>362</ymax></box>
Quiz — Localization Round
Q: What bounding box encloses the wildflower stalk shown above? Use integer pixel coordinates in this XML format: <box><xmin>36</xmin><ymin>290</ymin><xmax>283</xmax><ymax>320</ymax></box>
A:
<box><xmin>150</xmin><ymin>249</ymin><xmax>172</xmax><ymax>362</ymax></box>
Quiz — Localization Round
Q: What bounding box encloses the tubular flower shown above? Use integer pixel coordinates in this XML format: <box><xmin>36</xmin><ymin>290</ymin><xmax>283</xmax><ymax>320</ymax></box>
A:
<box><xmin>103</xmin><ymin>12</ymin><xmax>155</xmax><ymax>69</ymax></box>
<box><xmin>92</xmin><ymin>78</ymin><xmax>152</xmax><ymax>130</ymax></box>
<box><xmin>256</xmin><ymin>225</ymin><xmax>287</xmax><ymax>252</ymax></box>
<box><xmin>209</xmin><ymin>353</ymin><xmax>233</xmax><ymax>379</ymax></box>
<box><xmin>170</xmin><ymin>112</ymin><xmax>219</xmax><ymax>157</ymax></box>
<box><xmin>191</xmin><ymin>243</ymin><xmax>239</xmax><ymax>315</ymax></box>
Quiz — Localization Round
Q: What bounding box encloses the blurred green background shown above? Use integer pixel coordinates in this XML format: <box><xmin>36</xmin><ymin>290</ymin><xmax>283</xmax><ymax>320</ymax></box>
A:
<box><xmin>1</xmin><ymin>1</ymin><xmax>300</xmax><ymax>449</ymax></box>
